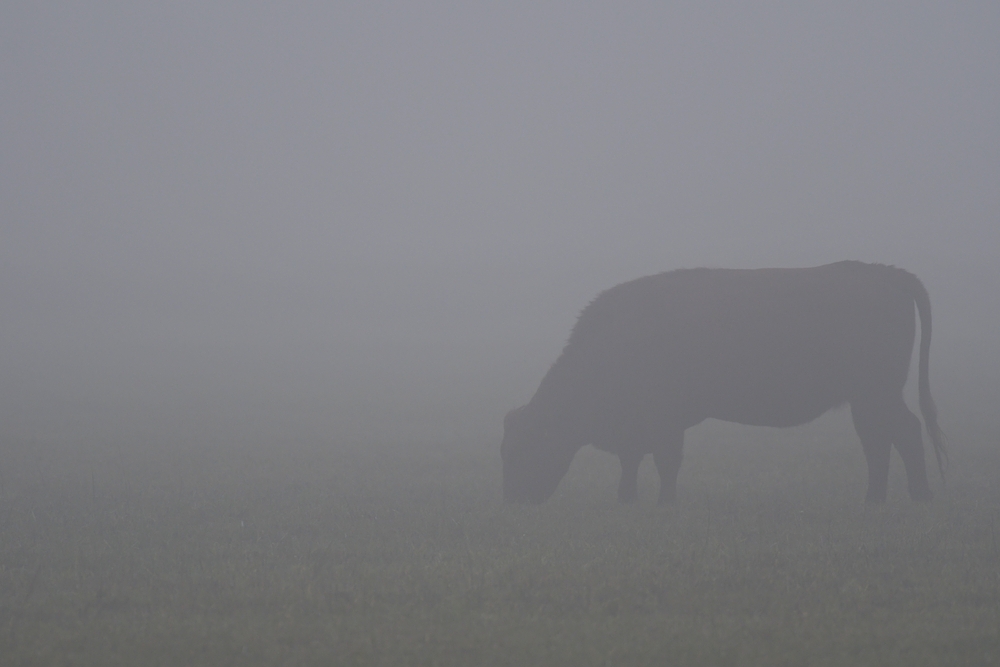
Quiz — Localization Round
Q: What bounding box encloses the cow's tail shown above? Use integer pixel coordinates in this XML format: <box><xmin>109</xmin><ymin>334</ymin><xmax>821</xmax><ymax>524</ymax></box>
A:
<box><xmin>904</xmin><ymin>269</ymin><xmax>947</xmax><ymax>481</ymax></box>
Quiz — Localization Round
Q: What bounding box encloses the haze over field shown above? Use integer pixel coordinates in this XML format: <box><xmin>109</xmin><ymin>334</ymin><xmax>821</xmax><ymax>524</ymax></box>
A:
<box><xmin>2</xmin><ymin>3</ymin><xmax>998</xmax><ymax>450</ymax></box>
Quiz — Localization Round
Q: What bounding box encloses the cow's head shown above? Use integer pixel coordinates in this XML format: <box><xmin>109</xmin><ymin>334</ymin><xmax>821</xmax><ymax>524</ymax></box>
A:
<box><xmin>501</xmin><ymin>405</ymin><xmax>576</xmax><ymax>503</ymax></box>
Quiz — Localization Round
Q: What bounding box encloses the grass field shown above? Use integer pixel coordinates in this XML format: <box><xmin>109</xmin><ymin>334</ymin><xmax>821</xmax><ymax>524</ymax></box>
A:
<box><xmin>1</xmin><ymin>411</ymin><xmax>998</xmax><ymax>666</ymax></box>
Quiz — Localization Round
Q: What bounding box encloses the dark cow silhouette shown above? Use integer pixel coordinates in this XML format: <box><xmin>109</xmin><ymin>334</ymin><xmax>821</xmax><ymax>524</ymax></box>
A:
<box><xmin>501</xmin><ymin>261</ymin><xmax>945</xmax><ymax>504</ymax></box>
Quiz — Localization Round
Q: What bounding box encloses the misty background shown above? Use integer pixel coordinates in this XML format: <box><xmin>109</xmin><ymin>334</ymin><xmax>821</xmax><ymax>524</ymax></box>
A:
<box><xmin>2</xmin><ymin>3</ymin><xmax>997</xmax><ymax>453</ymax></box>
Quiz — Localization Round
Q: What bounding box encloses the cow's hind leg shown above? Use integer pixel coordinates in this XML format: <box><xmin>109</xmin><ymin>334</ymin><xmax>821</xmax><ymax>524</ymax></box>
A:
<box><xmin>653</xmin><ymin>430</ymin><xmax>684</xmax><ymax>505</ymax></box>
<box><xmin>889</xmin><ymin>400</ymin><xmax>933</xmax><ymax>501</ymax></box>
<box><xmin>851</xmin><ymin>403</ymin><xmax>892</xmax><ymax>503</ymax></box>
<box><xmin>617</xmin><ymin>450</ymin><xmax>643</xmax><ymax>503</ymax></box>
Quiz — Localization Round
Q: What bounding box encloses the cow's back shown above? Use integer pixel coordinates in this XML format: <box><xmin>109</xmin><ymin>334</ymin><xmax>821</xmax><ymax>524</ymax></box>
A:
<box><xmin>550</xmin><ymin>262</ymin><xmax>917</xmax><ymax>431</ymax></box>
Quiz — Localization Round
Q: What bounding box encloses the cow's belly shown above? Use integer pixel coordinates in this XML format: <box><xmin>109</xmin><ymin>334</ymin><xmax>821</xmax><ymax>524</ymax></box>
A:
<box><xmin>695</xmin><ymin>372</ymin><xmax>848</xmax><ymax>428</ymax></box>
<box><xmin>707</xmin><ymin>401</ymin><xmax>839</xmax><ymax>428</ymax></box>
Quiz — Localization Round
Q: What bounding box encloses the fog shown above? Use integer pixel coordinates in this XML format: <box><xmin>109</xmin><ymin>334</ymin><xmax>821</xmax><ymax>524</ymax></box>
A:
<box><xmin>2</xmin><ymin>2</ymin><xmax>998</xmax><ymax>450</ymax></box>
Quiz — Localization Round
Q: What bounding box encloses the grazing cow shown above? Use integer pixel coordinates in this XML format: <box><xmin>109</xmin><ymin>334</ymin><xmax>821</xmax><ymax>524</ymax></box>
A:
<box><xmin>501</xmin><ymin>261</ymin><xmax>945</xmax><ymax>504</ymax></box>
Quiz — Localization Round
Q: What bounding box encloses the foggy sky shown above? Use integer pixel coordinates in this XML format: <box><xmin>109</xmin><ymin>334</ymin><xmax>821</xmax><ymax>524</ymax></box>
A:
<box><xmin>2</xmin><ymin>3</ymin><xmax>998</xmax><ymax>449</ymax></box>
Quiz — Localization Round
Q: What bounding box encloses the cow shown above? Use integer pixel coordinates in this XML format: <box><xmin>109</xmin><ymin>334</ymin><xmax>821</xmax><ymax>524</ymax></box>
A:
<box><xmin>501</xmin><ymin>261</ymin><xmax>945</xmax><ymax>504</ymax></box>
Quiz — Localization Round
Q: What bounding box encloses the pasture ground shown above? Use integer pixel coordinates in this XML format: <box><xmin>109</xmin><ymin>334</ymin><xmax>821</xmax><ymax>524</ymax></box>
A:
<box><xmin>1</xmin><ymin>412</ymin><xmax>998</xmax><ymax>666</ymax></box>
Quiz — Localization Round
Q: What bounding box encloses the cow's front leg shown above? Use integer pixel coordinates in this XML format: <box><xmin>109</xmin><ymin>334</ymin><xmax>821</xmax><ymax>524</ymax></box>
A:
<box><xmin>617</xmin><ymin>450</ymin><xmax>642</xmax><ymax>503</ymax></box>
<box><xmin>653</xmin><ymin>429</ymin><xmax>685</xmax><ymax>505</ymax></box>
